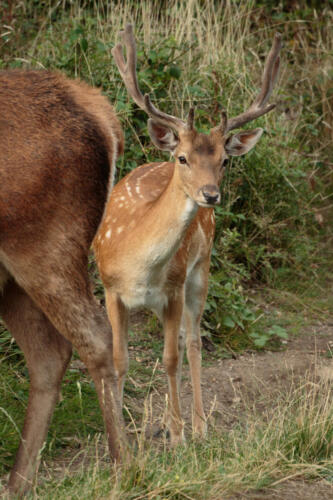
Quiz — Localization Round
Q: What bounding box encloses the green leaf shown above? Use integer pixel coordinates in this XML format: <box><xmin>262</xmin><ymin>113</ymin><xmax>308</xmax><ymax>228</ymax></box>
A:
<box><xmin>148</xmin><ymin>50</ymin><xmax>158</xmax><ymax>63</ymax></box>
<box><xmin>96</xmin><ymin>40</ymin><xmax>106</xmax><ymax>53</ymax></box>
<box><xmin>254</xmin><ymin>335</ymin><xmax>269</xmax><ymax>347</ymax></box>
<box><xmin>80</xmin><ymin>38</ymin><xmax>88</xmax><ymax>52</ymax></box>
<box><xmin>169</xmin><ymin>64</ymin><xmax>181</xmax><ymax>79</ymax></box>
<box><xmin>222</xmin><ymin>316</ymin><xmax>235</xmax><ymax>328</ymax></box>
<box><xmin>268</xmin><ymin>325</ymin><xmax>288</xmax><ymax>339</ymax></box>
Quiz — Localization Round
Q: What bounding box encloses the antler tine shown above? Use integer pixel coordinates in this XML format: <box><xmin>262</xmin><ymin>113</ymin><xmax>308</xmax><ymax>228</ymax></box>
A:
<box><xmin>213</xmin><ymin>109</ymin><xmax>228</xmax><ymax>135</ymax></box>
<box><xmin>112</xmin><ymin>24</ymin><xmax>145</xmax><ymax>110</ymax></box>
<box><xmin>187</xmin><ymin>107</ymin><xmax>195</xmax><ymax>130</ymax></box>
<box><xmin>254</xmin><ymin>32</ymin><xmax>282</xmax><ymax>108</ymax></box>
<box><xmin>226</xmin><ymin>32</ymin><xmax>282</xmax><ymax>133</ymax></box>
<box><xmin>112</xmin><ymin>24</ymin><xmax>186</xmax><ymax>133</ymax></box>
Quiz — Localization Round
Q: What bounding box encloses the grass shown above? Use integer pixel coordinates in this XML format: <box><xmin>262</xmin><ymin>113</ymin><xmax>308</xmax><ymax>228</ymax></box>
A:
<box><xmin>1</xmin><ymin>293</ymin><xmax>333</xmax><ymax>497</ymax></box>
<box><xmin>1</xmin><ymin>0</ymin><xmax>333</xmax><ymax>496</ymax></box>
<box><xmin>8</xmin><ymin>371</ymin><xmax>331</xmax><ymax>499</ymax></box>
<box><xmin>1</xmin><ymin>0</ymin><xmax>332</xmax><ymax>343</ymax></box>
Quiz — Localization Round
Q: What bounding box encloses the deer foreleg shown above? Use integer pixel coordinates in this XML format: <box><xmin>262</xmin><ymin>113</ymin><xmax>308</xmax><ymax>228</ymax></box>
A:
<box><xmin>162</xmin><ymin>291</ymin><xmax>185</xmax><ymax>445</ymax></box>
<box><xmin>105</xmin><ymin>290</ymin><xmax>129</xmax><ymax>405</ymax></box>
<box><xmin>176</xmin><ymin>317</ymin><xmax>186</xmax><ymax>394</ymax></box>
<box><xmin>185</xmin><ymin>262</ymin><xmax>208</xmax><ymax>438</ymax></box>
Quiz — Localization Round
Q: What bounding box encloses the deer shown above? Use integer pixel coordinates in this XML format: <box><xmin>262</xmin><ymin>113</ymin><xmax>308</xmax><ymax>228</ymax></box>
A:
<box><xmin>93</xmin><ymin>24</ymin><xmax>282</xmax><ymax>445</ymax></box>
<box><xmin>0</xmin><ymin>70</ymin><xmax>126</xmax><ymax>494</ymax></box>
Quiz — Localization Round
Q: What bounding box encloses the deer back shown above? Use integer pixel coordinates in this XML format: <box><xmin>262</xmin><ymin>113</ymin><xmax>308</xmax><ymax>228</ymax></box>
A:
<box><xmin>0</xmin><ymin>70</ymin><xmax>123</xmax><ymax>268</ymax></box>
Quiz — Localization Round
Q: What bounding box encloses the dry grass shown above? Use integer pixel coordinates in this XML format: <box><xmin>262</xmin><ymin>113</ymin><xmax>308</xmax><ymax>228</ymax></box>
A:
<box><xmin>28</xmin><ymin>371</ymin><xmax>333</xmax><ymax>499</ymax></box>
<box><xmin>1</xmin><ymin>1</ymin><xmax>333</xmax><ymax>497</ymax></box>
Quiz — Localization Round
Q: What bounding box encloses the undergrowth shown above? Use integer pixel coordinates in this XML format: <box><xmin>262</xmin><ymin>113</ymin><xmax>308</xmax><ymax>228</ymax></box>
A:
<box><xmin>0</xmin><ymin>0</ymin><xmax>332</xmax><ymax>344</ymax></box>
<box><xmin>15</xmin><ymin>374</ymin><xmax>333</xmax><ymax>499</ymax></box>
<box><xmin>0</xmin><ymin>0</ymin><xmax>333</xmax><ymax>492</ymax></box>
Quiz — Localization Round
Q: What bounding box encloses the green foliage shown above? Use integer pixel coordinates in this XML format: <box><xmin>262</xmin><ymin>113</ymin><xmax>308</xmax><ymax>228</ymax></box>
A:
<box><xmin>204</xmin><ymin>230</ymin><xmax>255</xmax><ymax>347</ymax></box>
<box><xmin>0</xmin><ymin>2</ymin><xmax>332</xmax><ymax>347</ymax></box>
<box><xmin>250</xmin><ymin>325</ymin><xmax>288</xmax><ymax>348</ymax></box>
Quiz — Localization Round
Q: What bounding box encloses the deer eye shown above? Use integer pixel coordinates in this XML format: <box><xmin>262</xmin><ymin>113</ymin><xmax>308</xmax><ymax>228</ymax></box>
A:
<box><xmin>221</xmin><ymin>158</ymin><xmax>229</xmax><ymax>169</ymax></box>
<box><xmin>178</xmin><ymin>156</ymin><xmax>187</xmax><ymax>165</ymax></box>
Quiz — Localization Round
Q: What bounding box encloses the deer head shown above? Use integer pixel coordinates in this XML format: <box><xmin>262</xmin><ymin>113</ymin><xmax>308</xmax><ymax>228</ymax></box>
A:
<box><xmin>112</xmin><ymin>25</ymin><xmax>281</xmax><ymax>207</ymax></box>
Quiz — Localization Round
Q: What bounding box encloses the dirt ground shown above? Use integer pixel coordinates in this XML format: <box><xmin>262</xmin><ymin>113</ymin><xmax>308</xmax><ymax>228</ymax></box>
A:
<box><xmin>129</xmin><ymin>322</ymin><xmax>333</xmax><ymax>499</ymax></box>
<box><xmin>138</xmin><ymin>323</ymin><xmax>333</xmax><ymax>432</ymax></box>
<box><xmin>227</xmin><ymin>479</ymin><xmax>333</xmax><ymax>500</ymax></box>
<box><xmin>12</xmin><ymin>322</ymin><xmax>333</xmax><ymax>499</ymax></box>
<box><xmin>183</xmin><ymin>326</ymin><xmax>333</xmax><ymax>431</ymax></box>
<box><xmin>201</xmin><ymin>327</ymin><xmax>333</xmax><ymax>499</ymax></box>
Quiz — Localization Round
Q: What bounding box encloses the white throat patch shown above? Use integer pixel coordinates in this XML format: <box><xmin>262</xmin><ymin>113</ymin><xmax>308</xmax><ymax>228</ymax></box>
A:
<box><xmin>181</xmin><ymin>197</ymin><xmax>198</xmax><ymax>224</ymax></box>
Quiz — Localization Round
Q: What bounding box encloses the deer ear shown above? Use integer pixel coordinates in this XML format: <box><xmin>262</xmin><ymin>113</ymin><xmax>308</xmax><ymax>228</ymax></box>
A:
<box><xmin>148</xmin><ymin>119</ymin><xmax>179</xmax><ymax>152</ymax></box>
<box><xmin>225</xmin><ymin>128</ymin><xmax>263</xmax><ymax>157</ymax></box>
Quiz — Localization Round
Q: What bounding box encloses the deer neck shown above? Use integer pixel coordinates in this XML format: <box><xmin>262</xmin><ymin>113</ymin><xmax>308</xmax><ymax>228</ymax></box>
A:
<box><xmin>140</xmin><ymin>164</ymin><xmax>198</xmax><ymax>265</ymax></box>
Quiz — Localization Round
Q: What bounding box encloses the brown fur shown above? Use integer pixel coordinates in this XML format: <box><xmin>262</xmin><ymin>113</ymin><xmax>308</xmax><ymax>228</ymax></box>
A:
<box><xmin>94</xmin><ymin>160</ymin><xmax>216</xmax><ymax>444</ymax></box>
<box><xmin>0</xmin><ymin>69</ymin><xmax>125</xmax><ymax>495</ymax></box>
<box><xmin>94</xmin><ymin>126</ymin><xmax>262</xmax><ymax>446</ymax></box>
<box><xmin>102</xmin><ymin>22</ymin><xmax>278</xmax><ymax>449</ymax></box>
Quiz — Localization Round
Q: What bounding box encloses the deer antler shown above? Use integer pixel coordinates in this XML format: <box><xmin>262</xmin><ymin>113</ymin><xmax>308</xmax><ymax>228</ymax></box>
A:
<box><xmin>112</xmin><ymin>24</ymin><xmax>191</xmax><ymax>133</ymax></box>
<box><xmin>113</xmin><ymin>26</ymin><xmax>281</xmax><ymax>135</ymax></box>
<box><xmin>217</xmin><ymin>32</ymin><xmax>282</xmax><ymax>134</ymax></box>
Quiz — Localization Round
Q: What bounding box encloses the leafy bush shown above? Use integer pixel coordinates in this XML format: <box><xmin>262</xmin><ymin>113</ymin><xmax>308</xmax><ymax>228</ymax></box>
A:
<box><xmin>0</xmin><ymin>0</ymin><xmax>331</xmax><ymax>348</ymax></box>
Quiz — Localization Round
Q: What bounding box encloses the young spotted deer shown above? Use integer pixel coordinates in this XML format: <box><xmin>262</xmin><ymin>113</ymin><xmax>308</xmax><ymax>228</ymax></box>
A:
<box><xmin>94</xmin><ymin>25</ymin><xmax>282</xmax><ymax>444</ymax></box>
<box><xmin>0</xmin><ymin>71</ymin><xmax>125</xmax><ymax>494</ymax></box>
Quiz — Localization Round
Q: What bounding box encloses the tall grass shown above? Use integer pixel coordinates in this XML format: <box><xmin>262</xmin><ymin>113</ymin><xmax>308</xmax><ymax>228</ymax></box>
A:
<box><xmin>0</xmin><ymin>2</ymin><xmax>332</xmax><ymax>494</ymax></box>
<box><xmin>3</xmin><ymin>0</ymin><xmax>330</xmax><ymax>343</ymax></box>
<box><xmin>27</xmin><ymin>374</ymin><xmax>333</xmax><ymax>499</ymax></box>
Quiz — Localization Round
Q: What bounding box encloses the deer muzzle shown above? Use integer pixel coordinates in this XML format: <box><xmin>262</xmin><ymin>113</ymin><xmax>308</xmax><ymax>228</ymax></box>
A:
<box><xmin>198</xmin><ymin>185</ymin><xmax>221</xmax><ymax>206</ymax></box>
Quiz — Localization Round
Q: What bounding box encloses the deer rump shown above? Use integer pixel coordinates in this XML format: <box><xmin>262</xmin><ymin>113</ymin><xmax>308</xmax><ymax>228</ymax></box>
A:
<box><xmin>0</xmin><ymin>69</ymin><xmax>124</xmax><ymax>495</ymax></box>
<box><xmin>0</xmin><ymin>70</ymin><xmax>120</xmax><ymax>251</ymax></box>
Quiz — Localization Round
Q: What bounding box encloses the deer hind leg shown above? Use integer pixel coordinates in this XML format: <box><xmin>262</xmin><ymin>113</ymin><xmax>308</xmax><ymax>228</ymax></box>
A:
<box><xmin>185</xmin><ymin>260</ymin><xmax>209</xmax><ymax>438</ymax></box>
<box><xmin>105</xmin><ymin>290</ymin><xmax>129</xmax><ymax>406</ymax></box>
<box><xmin>162</xmin><ymin>291</ymin><xmax>185</xmax><ymax>446</ymax></box>
<box><xmin>0</xmin><ymin>279</ymin><xmax>72</xmax><ymax>496</ymax></box>
<box><xmin>28</xmin><ymin>282</ymin><xmax>125</xmax><ymax>464</ymax></box>
<box><xmin>2</xmin><ymin>250</ymin><xmax>125</xmax><ymax>471</ymax></box>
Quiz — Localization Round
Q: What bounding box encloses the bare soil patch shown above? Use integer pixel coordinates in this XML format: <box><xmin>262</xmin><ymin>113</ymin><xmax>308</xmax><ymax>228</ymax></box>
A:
<box><xmin>128</xmin><ymin>322</ymin><xmax>333</xmax><ymax>499</ymax></box>
<box><xmin>139</xmin><ymin>324</ymin><xmax>333</xmax><ymax>435</ymax></box>
<box><xmin>27</xmin><ymin>323</ymin><xmax>333</xmax><ymax>498</ymax></box>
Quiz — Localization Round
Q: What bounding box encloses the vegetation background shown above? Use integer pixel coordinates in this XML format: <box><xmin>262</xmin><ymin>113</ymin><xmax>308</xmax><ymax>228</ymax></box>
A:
<box><xmin>0</xmin><ymin>0</ymin><xmax>332</xmax><ymax>498</ymax></box>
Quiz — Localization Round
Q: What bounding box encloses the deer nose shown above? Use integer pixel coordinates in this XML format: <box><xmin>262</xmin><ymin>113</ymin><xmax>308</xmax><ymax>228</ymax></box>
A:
<box><xmin>201</xmin><ymin>185</ymin><xmax>221</xmax><ymax>205</ymax></box>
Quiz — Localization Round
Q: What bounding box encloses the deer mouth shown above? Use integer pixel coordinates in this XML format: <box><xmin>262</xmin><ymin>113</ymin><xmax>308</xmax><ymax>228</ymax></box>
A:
<box><xmin>197</xmin><ymin>200</ymin><xmax>219</xmax><ymax>208</ymax></box>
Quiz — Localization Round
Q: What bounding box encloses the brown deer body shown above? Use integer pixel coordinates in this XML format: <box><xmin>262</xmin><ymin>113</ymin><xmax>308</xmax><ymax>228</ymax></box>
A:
<box><xmin>0</xmin><ymin>70</ymin><xmax>124</xmax><ymax>494</ymax></box>
<box><xmin>94</xmin><ymin>25</ymin><xmax>282</xmax><ymax>444</ymax></box>
<box><xmin>95</xmin><ymin>160</ymin><xmax>216</xmax><ymax>441</ymax></box>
